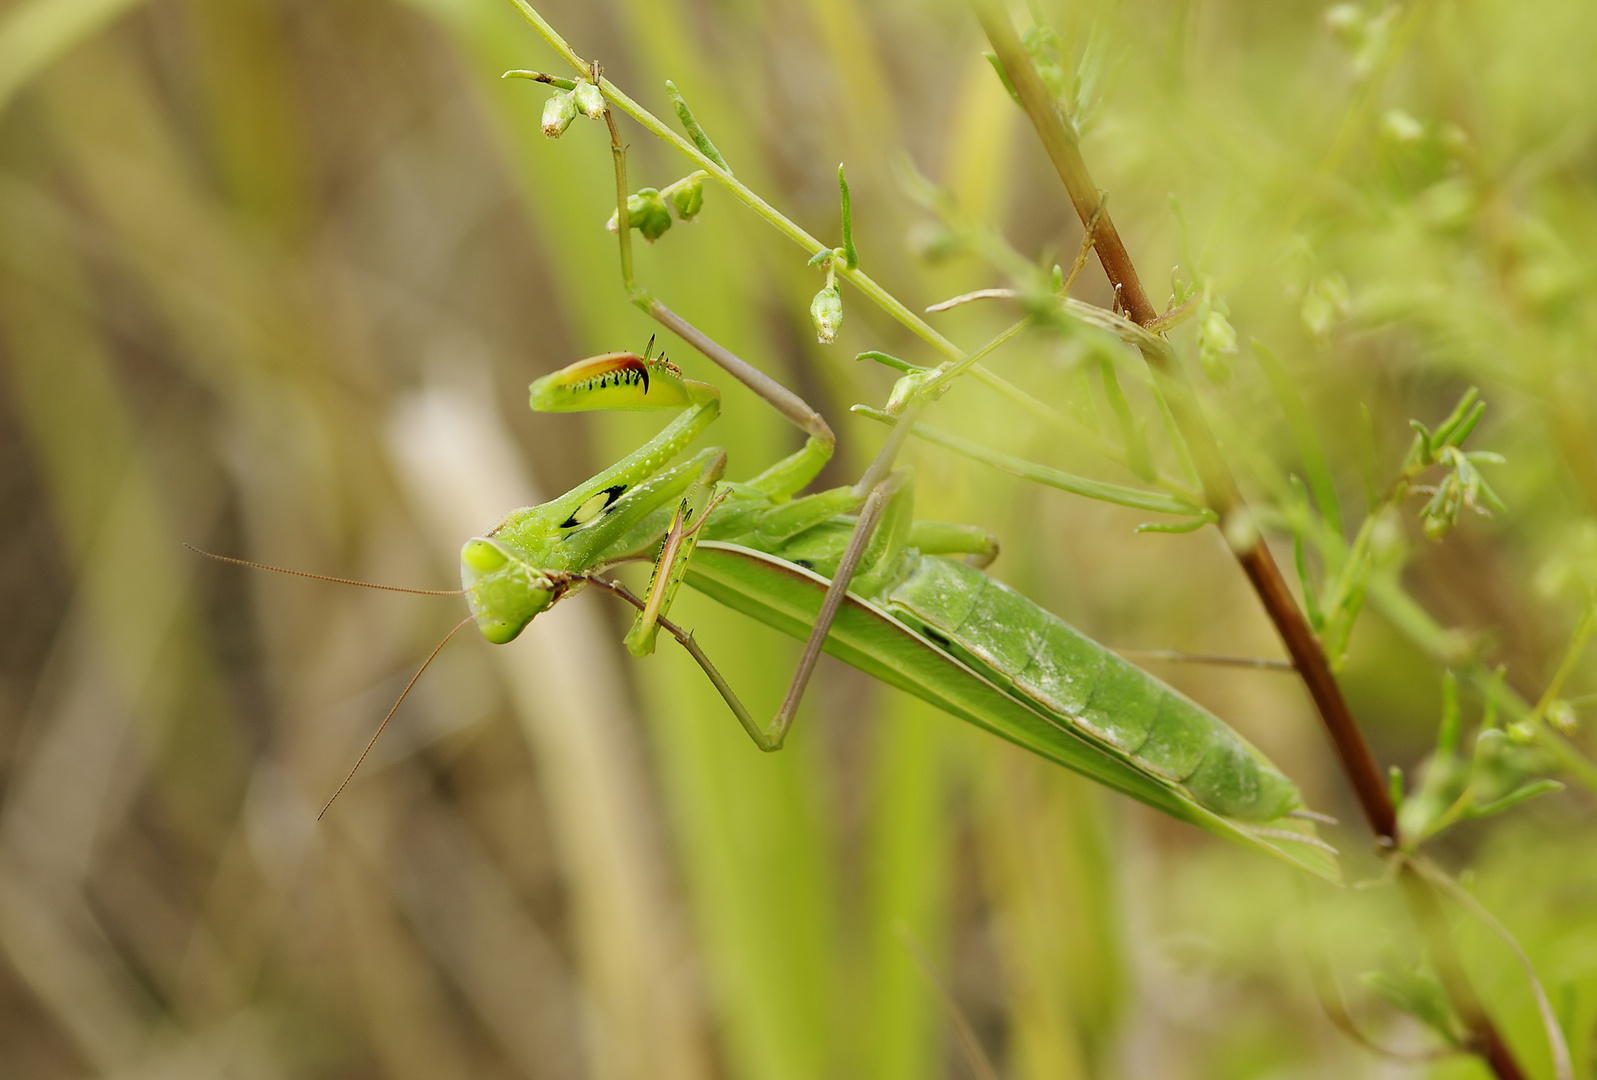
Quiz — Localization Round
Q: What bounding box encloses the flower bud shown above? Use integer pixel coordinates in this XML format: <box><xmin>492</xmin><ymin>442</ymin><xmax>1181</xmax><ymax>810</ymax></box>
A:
<box><xmin>1421</xmin><ymin>474</ymin><xmax>1463</xmax><ymax>541</ymax></box>
<box><xmin>611</xmin><ymin>188</ymin><xmax>672</xmax><ymax>242</ymax></box>
<box><xmin>670</xmin><ymin>177</ymin><xmax>704</xmax><ymax>221</ymax></box>
<box><xmin>885</xmin><ymin>370</ymin><xmax>943</xmax><ymax>414</ymax></box>
<box><xmin>810</xmin><ymin>284</ymin><xmax>843</xmax><ymax>344</ymax></box>
<box><xmin>542</xmin><ymin>90</ymin><xmax>577</xmax><ymax>138</ymax></box>
<box><xmin>1546</xmin><ymin>699</ymin><xmax>1579</xmax><ymax>736</ymax></box>
<box><xmin>573</xmin><ymin>80</ymin><xmax>605</xmax><ymax>119</ymax></box>
<box><xmin>1300</xmin><ymin>273</ymin><xmax>1350</xmax><ymax>340</ymax></box>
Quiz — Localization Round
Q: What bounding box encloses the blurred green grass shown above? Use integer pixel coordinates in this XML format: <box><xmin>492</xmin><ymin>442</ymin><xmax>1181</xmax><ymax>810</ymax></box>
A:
<box><xmin>0</xmin><ymin>0</ymin><xmax>1593</xmax><ymax>1077</ymax></box>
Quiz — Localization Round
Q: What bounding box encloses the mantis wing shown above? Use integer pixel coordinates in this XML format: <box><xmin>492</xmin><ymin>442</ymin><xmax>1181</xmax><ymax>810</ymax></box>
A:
<box><xmin>686</xmin><ymin>542</ymin><xmax>1340</xmax><ymax>883</ymax></box>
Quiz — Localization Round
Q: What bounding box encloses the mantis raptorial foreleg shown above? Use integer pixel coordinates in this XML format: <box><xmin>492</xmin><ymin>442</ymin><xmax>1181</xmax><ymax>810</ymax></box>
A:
<box><xmin>564</xmin><ymin>64</ymin><xmax>948</xmax><ymax>745</ymax></box>
<box><xmin>624</xmin><ymin>452</ymin><xmax>727</xmax><ymax>656</ymax></box>
<box><xmin>504</xmin><ymin>56</ymin><xmax>1002</xmax><ymax>749</ymax></box>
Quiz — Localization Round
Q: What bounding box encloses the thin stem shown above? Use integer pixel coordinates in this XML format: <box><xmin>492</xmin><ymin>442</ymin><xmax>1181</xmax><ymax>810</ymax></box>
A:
<box><xmin>599</xmin><ymin>67</ymin><xmax>636</xmax><ymax>298</ymax></box>
<box><xmin>1529</xmin><ymin>603</ymin><xmax>1594</xmax><ymax>722</ymax></box>
<box><xmin>851</xmin><ymin>406</ymin><xmax>1200</xmax><ymax>516</ymax></box>
<box><xmin>1398</xmin><ymin>865</ymin><xmax>1527</xmax><ymax>1080</ymax></box>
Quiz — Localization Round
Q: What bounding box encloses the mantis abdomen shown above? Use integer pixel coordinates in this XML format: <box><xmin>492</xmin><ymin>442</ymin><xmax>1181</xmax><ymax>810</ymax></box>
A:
<box><xmin>882</xmin><ymin>555</ymin><xmax>1298</xmax><ymax>823</ymax></box>
<box><xmin>685</xmin><ymin>542</ymin><xmax>1328</xmax><ymax>878</ymax></box>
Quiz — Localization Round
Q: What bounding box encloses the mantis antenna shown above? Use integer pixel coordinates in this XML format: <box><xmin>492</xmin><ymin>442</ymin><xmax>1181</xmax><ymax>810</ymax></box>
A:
<box><xmin>185</xmin><ymin>543</ymin><xmax>475</xmax><ymax>815</ymax></box>
<box><xmin>318</xmin><ymin>615</ymin><xmax>477</xmax><ymax>818</ymax></box>
<box><xmin>184</xmin><ymin>544</ymin><xmax>466</xmax><ymax>596</ymax></box>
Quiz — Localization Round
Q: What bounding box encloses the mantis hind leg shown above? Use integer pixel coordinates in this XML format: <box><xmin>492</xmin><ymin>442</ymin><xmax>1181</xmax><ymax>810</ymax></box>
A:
<box><xmin>909</xmin><ymin>521</ymin><xmax>1000</xmax><ymax>568</ymax></box>
<box><xmin>745</xmin><ymin>433</ymin><xmax>833</xmax><ymax>501</ymax></box>
<box><xmin>756</xmin><ymin>467</ymin><xmax>916</xmax><ymax>749</ymax></box>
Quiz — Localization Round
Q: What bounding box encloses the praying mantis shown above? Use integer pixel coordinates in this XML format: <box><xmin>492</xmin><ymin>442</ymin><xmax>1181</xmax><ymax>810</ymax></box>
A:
<box><xmin>400</xmin><ymin>49</ymin><xmax>1339</xmax><ymax>878</ymax></box>
<box><xmin>455</xmin><ymin>339</ymin><xmax>1337</xmax><ymax>881</ymax></box>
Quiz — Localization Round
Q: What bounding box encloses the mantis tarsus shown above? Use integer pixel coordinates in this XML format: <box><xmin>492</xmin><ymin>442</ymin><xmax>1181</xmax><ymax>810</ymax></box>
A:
<box><xmin>455</xmin><ymin>342</ymin><xmax>1337</xmax><ymax>880</ymax></box>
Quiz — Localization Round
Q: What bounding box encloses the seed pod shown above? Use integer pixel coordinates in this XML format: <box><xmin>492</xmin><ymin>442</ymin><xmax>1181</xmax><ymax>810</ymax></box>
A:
<box><xmin>670</xmin><ymin>177</ymin><xmax>704</xmax><ymax>221</ymax></box>
<box><xmin>574</xmin><ymin>80</ymin><xmax>606</xmax><ymax>119</ymax></box>
<box><xmin>542</xmin><ymin>90</ymin><xmax>577</xmax><ymax>138</ymax></box>
<box><xmin>810</xmin><ymin>283</ymin><xmax>843</xmax><ymax>344</ymax></box>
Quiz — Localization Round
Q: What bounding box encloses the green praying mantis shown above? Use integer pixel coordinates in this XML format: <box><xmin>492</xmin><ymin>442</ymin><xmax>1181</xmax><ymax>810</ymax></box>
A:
<box><xmin>437</xmin><ymin>51</ymin><xmax>1338</xmax><ymax>880</ymax></box>
<box><xmin>448</xmin><ymin>338</ymin><xmax>1337</xmax><ymax>881</ymax></box>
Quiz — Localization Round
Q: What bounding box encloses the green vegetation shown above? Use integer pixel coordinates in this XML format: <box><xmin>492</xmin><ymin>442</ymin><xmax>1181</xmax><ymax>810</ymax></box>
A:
<box><xmin>0</xmin><ymin>0</ymin><xmax>1593</xmax><ymax>1077</ymax></box>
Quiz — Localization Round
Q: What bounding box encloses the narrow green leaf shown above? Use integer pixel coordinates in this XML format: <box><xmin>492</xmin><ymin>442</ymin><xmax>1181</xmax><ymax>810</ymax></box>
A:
<box><xmin>1438</xmin><ymin>671</ymin><xmax>1461</xmax><ymax>755</ymax></box>
<box><xmin>1432</xmin><ymin>387</ymin><xmax>1481</xmax><ymax>446</ymax></box>
<box><xmin>984</xmin><ymin>51</ymin><xmax>1021</xmax><ymax>105</ymax></box>
<box><xmin>856</xmin><ymin>350</ymin><xmax>926</xmax><ymax>374</ymax></box>
<box><xmin>1135</xmin><ymin>514</ymin><xmax>1215</xmax><ymax>534</ymax></box>
<box><xmin>1293</xmin><ymin>527</ymin><xmax>1324</xmax><ymax>632</ymax></box>
<box><xmin>852</xmin><ymin>406</ymin><xmax>1201</xmax><ymax>516</ymax></box>
<box><xmin>665</xmin><ymin>79</ymin><xmax>730</xmax><ymax>173</ymax></box>
<box><xmin>1095</xmin><ymin>356</ymin><xmax>1157</xmax><ymax>483</ymax></box>
<box><xmin>838</xmin><ymin>163</ymin><xmax>858</xmax><ymax>270</ymax></box>
<box><xmin>1446</xmin><ymin>400</ymin><xmax>1486</xmax><ymax>447</ymax></box>
<box><xmin>1465</xmin><ymin>779</ymin><xmax>1565</xmax><ymax>820</ymax></box>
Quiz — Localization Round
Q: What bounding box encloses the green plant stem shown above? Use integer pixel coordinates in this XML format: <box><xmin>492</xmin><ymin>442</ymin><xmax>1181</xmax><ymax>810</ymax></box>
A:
<box><xmin>507</xmin><ymin>0</ymin><xmax>956</xmax><ymax>355</ymax></box>
<box><xmin>1529</xmin><ymin>604</ymin><xmax>1594</xmax><ymax>721</ymax></box>
<box><xmin>972</xmin><ymin>4</ymin><xmax>1526</xmax><ymax>1077</ymax></box>
<box><xmin>1398</xmin><ymin>863</ymin><xmax>1529</xmax><ymax>1080</ymax></box>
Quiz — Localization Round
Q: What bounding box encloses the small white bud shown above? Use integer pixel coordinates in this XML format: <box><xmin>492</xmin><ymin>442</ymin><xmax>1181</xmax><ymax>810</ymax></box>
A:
<box><xmin>542</xmin><ymin>90</ymin><xmax>577</xmax><ymax>138</ymax></box>
<box><xmin>810</xmin><ymin>284</ymin><xmax>843</xmax><ymax>344</ymax></box>
<box><xmin>574</xmin><ymin>80</ymin><xmax>606</xmax><ymax>120</ymax></box>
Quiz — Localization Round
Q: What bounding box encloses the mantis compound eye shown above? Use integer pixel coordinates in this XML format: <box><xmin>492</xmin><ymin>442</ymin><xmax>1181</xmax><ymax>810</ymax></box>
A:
<box><xmin>459</xmin><ymin>538</ymin><xmax>556</xmax><ymax>645</ymax></box>
<box><xmin>461</xmin><ymin>538</ymin><xmax>509</xmax><ymax>572</ymax></box>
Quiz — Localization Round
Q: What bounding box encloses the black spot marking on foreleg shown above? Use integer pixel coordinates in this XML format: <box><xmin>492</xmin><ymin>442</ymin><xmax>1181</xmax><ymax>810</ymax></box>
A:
<box><xmin>561</xmin><ymin>484</ymin><xmax>627</xmax><ymax>529</ymax></box>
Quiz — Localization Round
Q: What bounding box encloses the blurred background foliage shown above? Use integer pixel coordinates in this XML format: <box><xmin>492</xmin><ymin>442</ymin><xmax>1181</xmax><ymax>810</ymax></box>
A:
<box><xmin>0</xmin><ymin>0</ymin><xmax>1593</xmax><ymax>1077</ymax></box>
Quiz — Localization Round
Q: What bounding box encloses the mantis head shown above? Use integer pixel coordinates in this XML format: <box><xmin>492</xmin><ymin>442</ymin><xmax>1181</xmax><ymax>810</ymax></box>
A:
<box><xmin>459</xmin><ymin>537</ymin><xmax>565</xmax><ymax>644</ymax></box>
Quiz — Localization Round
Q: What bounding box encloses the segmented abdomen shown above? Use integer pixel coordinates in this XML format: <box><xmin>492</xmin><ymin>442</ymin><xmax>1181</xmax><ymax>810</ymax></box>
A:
<box><xmin>884</xmin><ymin>556</ymin><xmax>1298</xmax><ymax>823</ymax></box>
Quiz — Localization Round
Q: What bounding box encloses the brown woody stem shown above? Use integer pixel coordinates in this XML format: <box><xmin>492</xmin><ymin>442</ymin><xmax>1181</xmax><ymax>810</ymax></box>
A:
<box><xmin>973</xmin><ymin>4</ymin><xmax>1523</xmax><ymax>1076</ymax></box>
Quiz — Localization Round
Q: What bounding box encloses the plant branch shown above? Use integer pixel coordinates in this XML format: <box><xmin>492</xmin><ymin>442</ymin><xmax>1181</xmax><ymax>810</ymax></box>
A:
<box><xmin>973</xmin><ymin>4</ymin><xmax>1526</xmax><ymax>1077</ymax></box>
<box><xmin>973</xmin><ymin>0</ymin><xmax>1394</xmax><ymax>842</ymax></box>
